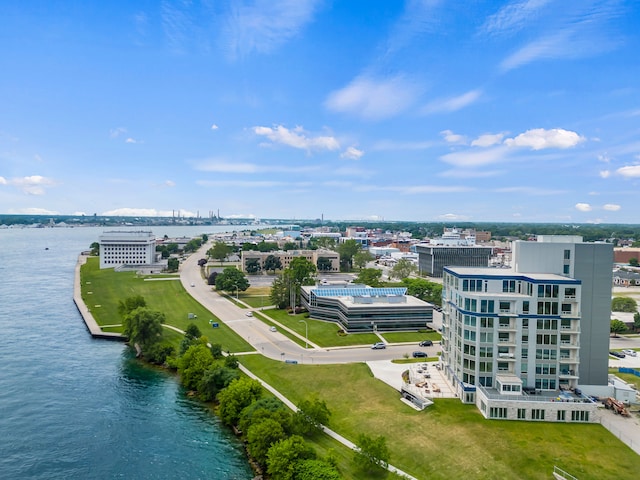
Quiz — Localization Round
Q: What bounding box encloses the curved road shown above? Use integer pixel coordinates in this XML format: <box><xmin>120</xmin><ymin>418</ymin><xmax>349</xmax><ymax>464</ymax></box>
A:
<box><xmin>179</xmin><ymin>244</ymin><xmax>437</xmax><ymax>365</ymax></box>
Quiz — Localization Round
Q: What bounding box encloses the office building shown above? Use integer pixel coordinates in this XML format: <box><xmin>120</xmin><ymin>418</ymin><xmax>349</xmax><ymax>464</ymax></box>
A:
<box><xmin>98</xmin><ymin>231</ymin><xmax>156</xmax><ymax>269</ymax></box>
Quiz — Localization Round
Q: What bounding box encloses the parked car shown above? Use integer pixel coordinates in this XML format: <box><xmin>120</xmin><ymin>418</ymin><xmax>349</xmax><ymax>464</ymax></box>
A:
<box><xmin>371</xmin><ymin>342</ymin><xmax>386</xmax><ymax>350</ymax></box>
<box><xmin>610</xmin><ymin>351</ymin><xmax>626</xmax><ymax>358</ymax></box>
<box><xmin>245</xmin><ymin>311</ymin><xmax>253</xmax><ymax>317</ymax></box>
<box><xmin>622</xmin><ymin>349</ymin><xmax>637</xmax><ymax>357</ymax></box>
<box><xmin>412</xmin><ymin>351</ymin><xmax>428</xmax><ymax>358</ymax></box>
<box><xmin>269</xmin><ymin>326</ymin><xmax>277</xmax><ymax>332</ymax></box>
<box><xmin>419</xmin><ymin>340</ymin><xmax>433</xmax><ymax>347</ymax></box>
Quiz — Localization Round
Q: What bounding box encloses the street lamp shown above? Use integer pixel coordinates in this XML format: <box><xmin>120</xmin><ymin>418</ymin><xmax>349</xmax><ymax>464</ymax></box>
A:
<box><xmin>299</xmin><ymin>319</ymin><xmax>308</xmax><ymax>349</ymax></box>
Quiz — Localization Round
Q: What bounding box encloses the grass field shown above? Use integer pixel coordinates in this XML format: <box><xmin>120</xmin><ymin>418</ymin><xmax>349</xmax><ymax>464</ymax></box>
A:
<box><xmin>239</xmin><ymin>355</ymin><xmax>640</xmax><ymax>480</ymax></box>
<box><xmin>80</xmin><ymin>257</ymin><xmax>254</xmax><ymax>353</ymax></box>
<box><xmin>609</xmin><ymin>367</ymin><xmax>640</xmax><ymax>390</ymax></box>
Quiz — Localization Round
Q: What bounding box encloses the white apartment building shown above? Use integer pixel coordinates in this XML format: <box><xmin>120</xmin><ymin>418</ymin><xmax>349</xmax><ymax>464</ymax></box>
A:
<box><xmin>440</xmin><ymin>236</ymin><xmax>613</xmax><ymax>422</ymax></box>
<box><xmin>98</xmin><ymin>231</ymin><xmax>156</xmax><ymax>269</ymax></box>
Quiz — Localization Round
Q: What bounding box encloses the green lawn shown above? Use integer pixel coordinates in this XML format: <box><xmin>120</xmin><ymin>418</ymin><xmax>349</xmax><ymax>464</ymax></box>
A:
<box><xmin>609</xmin><ymin>367</ymin><xmax>640</xmax><ymax>390</ymax></box>
<box><xmin>80</xmin><ymin>257</ymin><xmax>254</xmax><ymax>353</ymax></box>
<box><xmin>239</xmin><ymin>355</ymin><xmax>640</xmax><ymax>480</ymax></box>
<box><xmin>263</xmin><ymin>309</ymin><xmax>380</xmax><ymax>347</ymax></box>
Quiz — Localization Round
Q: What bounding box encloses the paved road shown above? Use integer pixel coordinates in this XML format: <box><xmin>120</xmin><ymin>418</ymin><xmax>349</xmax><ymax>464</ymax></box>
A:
<box><xmin>179</xmin><ymin>244</ymin><xmax>439</xmax><ymax>364</ymax></box>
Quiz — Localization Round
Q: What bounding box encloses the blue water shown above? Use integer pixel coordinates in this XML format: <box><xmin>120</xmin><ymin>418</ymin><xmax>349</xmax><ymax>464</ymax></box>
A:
<box><xmin>0</xmin><ymin>226</ymin><xmax>253</xmax><ymax>479</ymax></box>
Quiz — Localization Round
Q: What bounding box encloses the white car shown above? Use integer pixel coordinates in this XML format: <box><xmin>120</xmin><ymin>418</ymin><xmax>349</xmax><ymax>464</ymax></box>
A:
<box><xmin>245</xmin><ymin>311</ymin><xmax>253</xmax><ymax>317</ymax></box>
<box><xmin>269</xmin><ymin>326</ymin><xmax>277</xmax><ymax>332</ymax></box>
<box><xmin>622</xmin><ymin>349</ymin><xmax>637</xmax><ymax>357</ymax></box>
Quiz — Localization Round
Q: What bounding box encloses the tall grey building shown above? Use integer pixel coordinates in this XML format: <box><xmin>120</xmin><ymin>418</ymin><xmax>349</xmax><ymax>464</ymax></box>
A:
<box><xmin>414</xmin><ymin>245</ymin><xmax>493</xmax><ymax>278</ymax></box>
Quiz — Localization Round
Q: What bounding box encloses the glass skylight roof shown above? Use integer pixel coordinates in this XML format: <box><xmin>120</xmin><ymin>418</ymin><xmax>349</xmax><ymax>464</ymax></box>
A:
<box><xmin>312</xmin><ymin>287</ymin><xmax>407</xmax><ymax>298</ymax></box>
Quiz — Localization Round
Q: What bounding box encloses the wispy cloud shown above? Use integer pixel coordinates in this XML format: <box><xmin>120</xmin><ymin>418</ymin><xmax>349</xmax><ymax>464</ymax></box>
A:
<box><xmin>252</xmin><ymin>125</ymin><xmax>339</xmax><ymax>152</ymax></box>
<box><xmin>197</xmin><ymin>179</ymin><xmax>313</xmax><ymax>188</ymax></box>
<box><xmin>440</xmin><ymin>130</ymin><xmax>467</xmax><ymax>145</ymax></box>
<box><xmin>109</xmin><ymin>127</ymin><xmax>127</xmax><ymax>138</ymax></box>
<box><xmin>616</xmin><ymin>165</ymin><xmax>640</xmax><ymax>178</ymax></box>
<box><xmin>603</xmin><ymin>203</ymin><xmax>621</xmax><ymax>211</ymax></box>
<box><xmin>480</xmin><ymin>0</ymin><xmax>552</xmax><ymax>37</ymax></box>
<box><xmin>494</xmin><ymin>186</ymin><xmax>566</xmax><ymax>196</ymax></box>
<box><xmin>471</xmin><ymin>133</ymin><xmax>505</xmax><ymax>147</ymax></box>
<box><xmin>575</xmin><ymin>203</ymin><xmax>592</xmax><ymax>212</ymax></box>
<box><xmin>325</xmin><ymin>75</ymin><xmax>421</xmax><ymax>120</ymax></box>
<box><xmin>224</xmin><ymin>0</ymin><xmax>321</xmax><ymax>59</ymax></box>
<box><xmin>437</xmin><ymin>213</ymin><xmax>471</xmax><ymax>221</ymax></box>
<box><xmin>371</xmin><ymin>140</ymin><xmax>436</xmax><ymax>151</ymax></box>
<box><xmin>441</xmin><ymin>146</ymin><xmax>509</xmax><ymax>167</ymax></box>
<box><xmin>422</xmin><ymin>89</ymin><xmax>482</xmax><ymax>115</ymax></box>
<box><xmin>195</xmin><ymin>158</ymin><xmax>321</xmax><ymax>174</ymax></box>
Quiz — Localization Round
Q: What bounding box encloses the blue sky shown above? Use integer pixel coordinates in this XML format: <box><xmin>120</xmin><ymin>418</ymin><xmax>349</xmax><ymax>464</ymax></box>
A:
<box><xmin>1</xmin><ymin>1</ymin><xmax>639</xmax><ymax>223</ymax></box>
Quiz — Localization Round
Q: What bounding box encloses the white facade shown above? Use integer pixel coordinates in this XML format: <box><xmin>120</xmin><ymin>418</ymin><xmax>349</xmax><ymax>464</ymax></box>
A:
<box><xmin>440</xmin><ymin>236</ymin><xmax>612</xmax><ymax>422</ymax></box>
<box><xmin>98</xmin><ymin>231</ymin><xmax>156</xmax><ymax>269</ymax></box>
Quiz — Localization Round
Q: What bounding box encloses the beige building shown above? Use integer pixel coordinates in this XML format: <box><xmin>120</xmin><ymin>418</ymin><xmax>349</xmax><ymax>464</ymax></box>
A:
<box><xmin>241</xmin><ymin>249</ymin><xmax>340</xmax><ymax>274</ymax></box>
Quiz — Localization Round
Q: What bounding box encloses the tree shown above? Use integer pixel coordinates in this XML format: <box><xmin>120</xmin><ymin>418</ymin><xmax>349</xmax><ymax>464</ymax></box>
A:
<box><xmin>166</xmin><ymin>243</ymin><xmax>179</xmax><ymax>254</ymax></box>
<box><xmin>185</xmin><ymin>323</ymin><xmax>201</xmax><ymax>340</ymax></box>
<box><xmin>215</xmin><ymin>267</ymin><xmax>250</xmax><ymax>294</ymax></box>
<box><xmin>144</xmin><ymin>341</ymin><xmax>175</xmax><ymax>365</ymax></box>
<box><xmin>207</xmin><ymin>271</ymin><xmax>218</xmax><ymax>285</ymax></box>
<box><xmin>239</xmin><ymin>397</ymin><xmax>292</xmax><ymax>435</ymax></box>
<box><xmin>264</xmin><ymin>254</ymin><xmax>283</xmax><ymax>273</ymax></box>
<box><xmin>630</xmin><ymin>257</ymin><xmax>639</xmax><ymax>267</ymax></box>
<box><xmin>90</xmin><ymin>242</ymin><xmax>99</xmax><ymax>256</ymax></box>
<box><xmin>197</xmin><ymin>258</ymin><xmax>207</xmax><ymax>267</ymax></box>
<box><xmin>266</xmin><ymin>435</ymin><xmax>316</xmax><ymax>480</ymax></box>
<box><xmin>257</xmin><ymin>241</ymin><xmax>279</xmax><ymax>252</ymax></box>
<box><xmin>201</xmin><ymin>233</ymin><xmax>208</xmax><ymax>242</ymax></box>
<box><xmin>247</xmin><ymin>418</ymin><xmax>287</xmax><ymax>466</ymax></box>
<box><xmin>208</xmin><ymin>241</ymin><xmax>231</xmax><ymax>263</ymax></box>
<box><xmin>283</xmin><ymin>241</ymin><xmax>297</xmax><ymax>251</ymax></box>
<box><xmin>390</xmin><ymin>258</ymin><xmax>417</xmax><ymax>280</ymax></box>
<box><xmin>217</xmin><ymin>378</ymin><xmax>263</xmax><ymax>425</ymax></box>
<box><xmin>117</xmin><ymin>295</ymin><xmax>147</xmax><ymax>317</ymax></box>
<box><xmin>401</xmin><ymin>277</ymin><xmax>442</xmax><ymax>305</ymax></box>
<box><xmin>270</xmin><ymin>273</ymin><xmax>290</xmax><ymax>309</ymax></box>
<box><xmin>122</xmin><ymin>307</ymin><xmax>165</xmax><ymax>352</ymax></box>
<box><xmin>316</xmin><ymin>257</ymin><xmax>333</xmax><ymax>272</ymax></box>
<box><xmin>178</xmin><ymin>343</ymin><xmax>214</xmax><ymax>390</ymax></box>
<box><xmin>611</xmin><ymin>296</ymin><xmax>638</xmax><ymax>313</ymax></box>
<box><xmin>355</xmin><ymin>268</ymin><xmax>383</xmax><ymax>287</ymax></box>
<box><xmin>295</xmin><ymin>459</ymin><xmax>342</xmax><ymax>480</ymax></box>
<box><xmin>294</xmin><ymin>396</ymin><xmax>331</xmax><ymax>437</ymax></box>
<box><xmin>167</xmin><ymin>257</ymin><xmax>179</xmax><ymax>272</ymax></box>
<box><xmin>198</xmin><ymin>366</ymin><xmax>239</xmax><ymax>402</ymax></box>
<box><xmin>289</xmin><ymin>257</ymin><xmax>317</xmax><ymax>285</ymax></box>
<box><xmin>183</xmin><ymin>238</ymin><xmax>202</xmax><ymax>253</ymax></box>
<box><xmin>245</xmin><ymin>258</ymin><xmax>261</xmax><ymax>274</ymax></box>
<box><xmin>337</xmin><ymin>239</ymin><xmax>361</xmax><ymax>271</ymax></box>
<box><xmin>312</xmin><ymin>237</ymin><xmax>337</xmax><ymax>250</ymax></box>
<box><xmin>634</xmin><ymin>312</ymin><xmax>640</xmax><ymax>333</ymax></box>
<box><xmin>352</xmin><ymin>433</ymin><xmax>390</xmax><ymax>474</ymax></box>
<box><xmin>610</xmin><ymin>319</ymin><xmax>628</xmax><ymax>338</ymax></box>
<box><xmin>353</xmin><ymin>251</ymin><xmax>374</xmax><ymax>270</ymax></box>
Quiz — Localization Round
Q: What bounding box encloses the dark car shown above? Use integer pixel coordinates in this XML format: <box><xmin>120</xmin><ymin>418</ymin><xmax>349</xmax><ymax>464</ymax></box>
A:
<box><xmin>610</xmin><ymin>351</ymin><xmax>626</xmax><ymax>358</ymax></box>
<box><xmin>412</xmin><ymin>351</ymin><xmax>428</xmax><ymax>358</ymax></box>
<box><xmin>419</xmin><ymin>340</ymin><xmax>433</xmax><ymax>347</ymax></box>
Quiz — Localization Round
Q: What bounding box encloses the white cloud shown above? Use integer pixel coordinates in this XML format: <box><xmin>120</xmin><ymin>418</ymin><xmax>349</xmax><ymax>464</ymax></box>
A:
<box><xmin>325</xmin><ymin>75</ymin><xmax>420</xmax><ymax>120</ymax></box>
<box><xmin>211</xmin><ymin>124</ymin><xmax>219</xmax><ymax>130</ymax></box>
<box><xmin>603</xmin><ymin>204</ymin><xmax>621</xmax><ymax>211</ymax></box>
<box><xmin>224</xmin><ymin>0</ymin><xmax>321</xmax><ymax>59</ymax></box>
<box><xmin>252</xmin><ymin>125</ymin><xmax>339</xmax><ymax>152</ymax></box>
<box><xmin>437</xmin><ymin>213</ymin><xmax>470</xmax><ymax>221</ymax></box>
<box><xmin>480</xmin><ymin>0</ymin><xmax>551</xmax><ymax>36</ymax></box>
<box><xmin>165</xmin><ymin>180</ymin><xmax>176</xmax><ymax>187</ymax></box>
<box><xmin>471</xmin><ymin>133</ymin><xmax>505</xmax><ymax>147</ymax></box>
<box><xmin>440</xmin><ymin>130</ymin><xmax>467</xmax><ymax>145</ymax></box>
<box><xmin>598</xmin><ymin>153</ymin><xmax>610</xmax><ymax>163</ymax></box>
<box><xmin>439</xmin><ymin>169</ymin><xmax>503</xmax><ymax>178</ymax></box>
<box><xmin>101</xmin><ymin>208</ymin><xmax>196</xmax><ymax>217</ymax></box>
<box><xmin>341</xmin><ymin>146</ymin><xmax>364</xmax><ymax>160</ymax></box>
<box><xmin>9</xmin><ymin>175</ymin><xmax>55</xmax><ymax>195</ymax></box>
<box><xmin>0</xmin><ymin>176</ymin><xmax>7</xmax><ymax>185</ymax></box>
<box><xmin>495</xmin><ymin>186</ymin><xmax>565</xmax><ymax>196</ymax></box>
<box><xmin>575</xmin><ymin>203</ymin><xmax>592</xmax><ymax>212</ymax></box>
<box><xmin>125</xmin><ymin>137</ymin><xmax>139</xmax><ymax>144</ymax></box>
<box><xmin>10</xmin><ymin>207</ymin><xmax>59</xmax><ymax>215</ymax></box>
<box><xmin>195</xmin><ymin>158</ymin><xmax>321</xmax><ymax>174</ymax></box>
<box><xmin>504</xmin><ymin>128</ymin><xmax>584</xmax><ymax>150</ymax></box>
<box><xmin>616</xmin><ymin>165</ymin><xmax>640</xmax><ymax>178</ymax></box>
<box><xmin>441</xmin><ymin>146</ymin><xmax>510</xmax><ymax>167</ymax></box>
<box><xmin>110</xmin><ymin>127</ymin><xmax>127</xmax><ymax>138</ymax></box>
<box><xmin>599</xmin><ymin>170</ymin><xmax>611</xmax><ymax>178</ymax></box>
<box><xmin>422</xmin><ymin>90</ymin><xmax>482</xmax><ymax>115</ymax></box>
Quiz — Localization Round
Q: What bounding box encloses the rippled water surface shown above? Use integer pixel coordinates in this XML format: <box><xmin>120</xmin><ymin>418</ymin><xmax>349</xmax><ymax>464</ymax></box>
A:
<box><xmin>0</xmin><ymin>226</ymin><xmax>253</xmax><ymax>479</ymax></box>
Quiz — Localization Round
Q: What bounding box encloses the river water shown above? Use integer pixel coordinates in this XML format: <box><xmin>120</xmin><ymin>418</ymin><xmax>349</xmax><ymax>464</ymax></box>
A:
<box><xmin>0</xmin><ymin>225</ymin><xmax>254</xmax><ymax>479</ymax></box>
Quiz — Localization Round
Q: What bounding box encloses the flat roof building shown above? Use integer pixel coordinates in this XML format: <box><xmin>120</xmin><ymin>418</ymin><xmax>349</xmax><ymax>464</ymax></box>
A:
<box><xmin>413</xmin><ymin>244</ymin><xmax>493</xmax><ymax>278</ymax></box>
<box><xmin>440</xmin><ymin>236</ymin><xmax>613</xmax><ymax>422</ymax></box>
<box><xmin>98</xmin><ymin>231</ymin><xmax>156</xmax><ymax>269</ymax></box>
<box><xmin>300</xmin><ymin>284</ymin><xmax>433</xmax><ymax>333</ymax></box>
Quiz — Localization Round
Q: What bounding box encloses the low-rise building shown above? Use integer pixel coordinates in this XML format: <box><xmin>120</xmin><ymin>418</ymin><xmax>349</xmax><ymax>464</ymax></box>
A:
<box><xmin>300</xmin><ymin>284</ymin><xmax>433</xmax><ymax>332</ymax></box>
<box><xmin>98</xmin><ymin>230</ymin><xmax>157</xmax><ymax>269</ymax></box>
<box><xmin>241</xmin><ymin>249</ymin><xmax>340</xmax><ymax>273</ymax></box>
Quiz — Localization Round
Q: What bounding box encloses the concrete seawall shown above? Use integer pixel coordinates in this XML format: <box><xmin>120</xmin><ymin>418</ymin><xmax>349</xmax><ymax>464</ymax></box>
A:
<box><xmin>74</xmin><ymin>254</ymin><xmax>125</xmax><ymax>341</ymax></box>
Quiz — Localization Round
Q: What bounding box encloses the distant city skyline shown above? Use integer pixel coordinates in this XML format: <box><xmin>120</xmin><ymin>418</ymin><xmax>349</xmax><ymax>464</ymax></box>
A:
<box><xmin>1</xmin><ymin>1</ymin><xmax>639</xmax><ymax>223</ymax></box>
